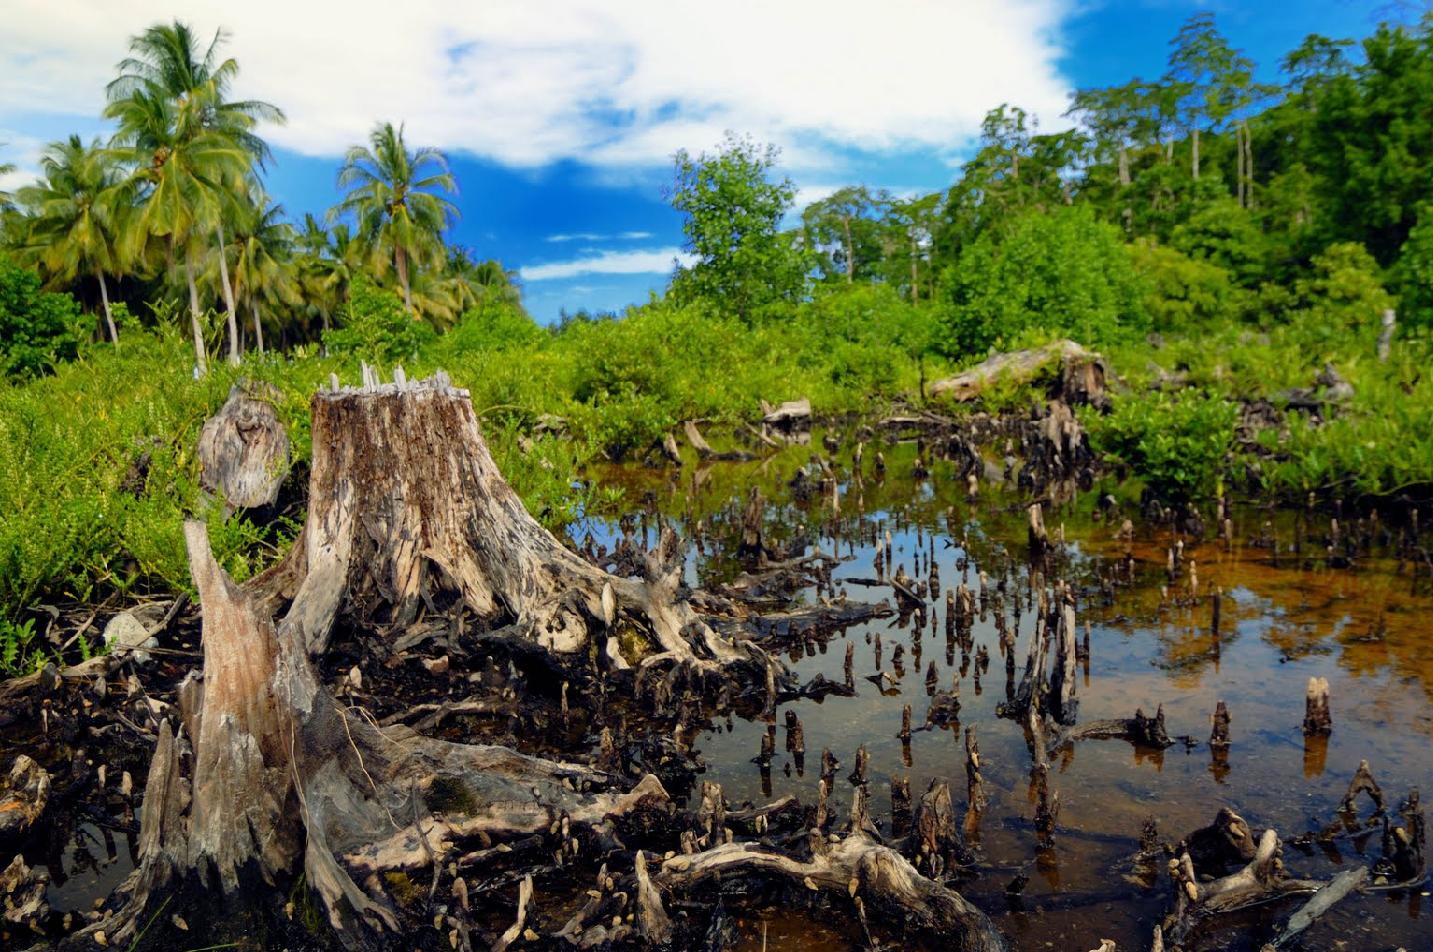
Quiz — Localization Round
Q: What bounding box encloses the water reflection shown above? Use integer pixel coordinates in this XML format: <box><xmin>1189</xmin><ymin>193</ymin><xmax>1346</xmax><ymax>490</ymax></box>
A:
<box><xmin>586</xmin><ymin>430</ymin><xmax>1433</xmax><ymax>950</ymax></box>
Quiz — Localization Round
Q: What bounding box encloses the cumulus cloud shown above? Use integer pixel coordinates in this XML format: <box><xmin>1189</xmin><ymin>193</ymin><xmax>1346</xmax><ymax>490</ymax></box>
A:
<box><xmin>520</xmin><ymin>247</ymin><xmax>694</xmax><ymax>281</ymax></box>
<box><xmin>0</xmin><ymin>0</ymin><xmax>1074</xmax><ymax>171</ymax></box>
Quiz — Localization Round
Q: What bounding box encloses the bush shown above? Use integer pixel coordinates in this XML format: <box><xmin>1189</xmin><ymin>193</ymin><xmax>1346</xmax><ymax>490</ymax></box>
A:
<box><xmin>0</xmin><ymin>257</ymin><xmax>84</xmax><ymax>378</ymax></box>
<box><xmin>1085</xmin><ymin>390</ymin><xmax>1239</xmax><ymax>503</ymax></box>
<box><xmin>938</xmin><ymin>206</ymin><xmax>1149</xmax><ymax>357</ymax></box>
<box><xmin>1395</xmin><ymin>203</ymin><xmax>1433</xmax><ymax>331</ymax></box>
<box><xmin>1286</xmin><ymin>242</ymin><xmax>1394</xmax><ymax>345</ymax></box>
<box><xmin>1170</xmin><ymin>199</ymin><xmax>1270</xmax><ymax>287</ymax></box>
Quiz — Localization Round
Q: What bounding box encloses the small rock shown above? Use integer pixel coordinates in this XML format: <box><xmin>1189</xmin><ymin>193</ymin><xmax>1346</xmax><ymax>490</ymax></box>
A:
<box><xmin>103</xmin><ymin>612</ymin><xmax>154</xmax><ymax>663</ymax></box>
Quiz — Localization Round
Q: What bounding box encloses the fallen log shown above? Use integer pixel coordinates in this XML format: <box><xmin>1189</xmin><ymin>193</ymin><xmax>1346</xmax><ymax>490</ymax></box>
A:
<box><xmin>657</xmin><ymin>824</ymin><xmax>1005</xmax><ymax>951</ymax></box>
<box><xmin>930</xmin><ymin>340</ymin><xmax>1106</xmax><ymax>406</ymax></box>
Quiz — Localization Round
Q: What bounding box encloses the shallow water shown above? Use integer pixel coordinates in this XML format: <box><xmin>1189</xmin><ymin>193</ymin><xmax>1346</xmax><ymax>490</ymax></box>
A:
<box><xmin>587</xmin><ymin>434</ymin><xmax>1433</xmax><ymax>951</ymax></box>
<box><xmin>17</xmin><ymin>430</ymin><xmax>1430</xmax><ymax>950</ymax></box>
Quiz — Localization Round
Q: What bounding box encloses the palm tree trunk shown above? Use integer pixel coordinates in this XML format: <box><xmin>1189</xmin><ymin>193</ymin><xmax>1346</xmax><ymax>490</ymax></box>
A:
<box><xmin>395</xmin><ymin>245</ymin><xmax>415</xmax><ymax>318</ymax></box>
<box><xmin>185</xmin><ymin>252</ymin><xmax>208</xmax><ymax>377</ymax></box>
<box><xmin>909</xmin><ymin>235</ymin><xmax>918</xmax><ymax>304</ymax></box>
<box><xmin>842</xmin><ymin>216</ymin><xmax>854</xmax><ymax>283</ymax></box>
<box><xmin>1191</xmin><ymin>127</ymin><xmax>1200</xmax><ymax>180</ymax></box>
<box><xmin>95</xmin><ymin>268</ymin><xmax>118</xmax><ymax>346</ymax></box>
<box><xmin>251</xmin><ymin>298</ymin><xmax>265</xmax><ymax>354</ymax></box>
<box><xmin>214</xmin><ymin>223</ymin><xmax>241</xmax><ymax>365</ymax></box>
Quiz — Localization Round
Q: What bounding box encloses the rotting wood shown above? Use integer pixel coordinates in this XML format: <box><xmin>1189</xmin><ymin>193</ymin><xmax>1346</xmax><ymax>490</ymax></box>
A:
<box><xmin>929</xmin><ymin>340</ymin><xmax>1105</xmax><ymax>406</ymax></box>
<box><xmin>1302</xmin><ymin>676</ymin><xmax>1332</xmax><ymax>735</ymax></box>
<box><xmin>657</xmin><ymin>796</ymin><xmax>1006</xmax><ymax>952</ymax></box>
<box><xmin>197</xmin><ymin>381</ymin><xmax>290</xmax><ymax>514</ymax></box>
<box><xmin>243</xmin><ymin>373</ymin><xmax>780</xmax><ymax>711</ymax></box>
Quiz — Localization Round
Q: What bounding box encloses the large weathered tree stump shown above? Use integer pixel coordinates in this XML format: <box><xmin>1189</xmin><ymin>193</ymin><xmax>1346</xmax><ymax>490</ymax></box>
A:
<box><xmin>248</xmin><ymin>373</ymin><xmax>771</xmax><ymax>698</ymax></box>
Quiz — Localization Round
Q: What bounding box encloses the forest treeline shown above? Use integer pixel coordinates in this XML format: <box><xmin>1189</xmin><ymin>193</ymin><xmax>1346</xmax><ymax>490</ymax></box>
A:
<box><xmin>1</xmin><ymin>13</ymin><xmax>1432</xmax><ymax>657</ymax></box>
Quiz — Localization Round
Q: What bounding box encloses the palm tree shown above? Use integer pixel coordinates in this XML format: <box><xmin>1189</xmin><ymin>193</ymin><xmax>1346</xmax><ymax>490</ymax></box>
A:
<box><xmin>229</xmin><ymin>194</ymin><xmax>298</xmax><ymax>353</ymax></box>
<box><xmin>333</xmin><ymin>122</ymin><xmax>457</xmax><ymax>317</ymax></box>
<box><xmin>16</xmin><ymin>136</ymin><xmax>128</xmax><ymax>344</ymax></box>
<box><xmin>105</xmin><ymin>20</ymin><xmax>284</xmax><ymax>370</ymax></box>
<box><xmin>106</xmin><ymin>87</ymin><xmax>246</xmax><ymax>374</ymax></box>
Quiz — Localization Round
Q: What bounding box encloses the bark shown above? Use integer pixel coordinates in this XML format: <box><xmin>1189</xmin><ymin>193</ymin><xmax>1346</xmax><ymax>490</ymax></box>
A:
<box><xmin>657</xmin><ymin>832</ymin><xmax>1005</xmax><ymax>952</ymax></box>
<box><xmin>1191</xmin><ymin>126</ymin><xmax>1200</xmax><ymax>180</ymax></box>
<box><xmin>95</xmin><ymin>267</ymin><xmax>118</xmax><ymax>346</ymax></box>
<box><xmin>197</xmin><ymin>382</ymin><xmax>291</xmax><ymax>513</ymax></box>
<box><xmin>250</xmin><ymin>298</ymin><xmax>265</xmax><ymax>354</ymax></box>
<box><xmin>396</xmin><ymin>244</ymin><xmax>414</xmax><ymax>317</ymax></box>
<box><xmin>215</xmin><ymin>223</ymin><xmax>241</xmax><ymax>366</ymax></box>
<box><xmin>69</xmin><ymin>520</ymin><xmax>674</xmax><ymax>950</ymax></box>
<box><xmin>184</xmin><ymin>251</ymin><xmax>207</xmax><ymax>377</ymax></box>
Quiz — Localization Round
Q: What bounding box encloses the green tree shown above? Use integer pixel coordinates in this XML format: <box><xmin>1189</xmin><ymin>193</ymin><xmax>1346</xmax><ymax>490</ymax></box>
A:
<box><xmin>1395</xmin><ymin>202</ymin><xmax>1433</xmax><ymax>329</ymax></box>
<box><xmin>667</xmin><ymin>134</ymin><xmax>806</xmax><ymax>320</ymax></box>
<box><xmin>1166</xmin><ymin>12</ymin><xmax>1256</xmax><ymax>182</ymax></box>
<box><xmin>105</xmin><ymin>20</ymin><xmax>284</xmax><ymax>371</ymax></box>
<box><xmin>802</xmin><ymin>186</ymin><xmax>891</xmax><ymax>284</ymax></box>
<box><xmin>15</xmin><ymin>136</ymin><xmax>129</xmax><ymax>344</ymax></box>
<box><xmin>938</xmin><ymin>205</ymin><xmax>1148</xmax><ymax>356</ymax></box>
<box><xmin>333</xmin><ymin>121</ymin><xmax>458</xmax><ymax>318</ymax></box>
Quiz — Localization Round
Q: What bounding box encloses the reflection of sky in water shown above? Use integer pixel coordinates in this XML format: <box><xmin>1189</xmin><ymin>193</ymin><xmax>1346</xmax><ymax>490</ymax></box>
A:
<box><xmin>589</xmin><ymin>435</ymin><xmax>1433</xmax><ymax>950</ymax></box>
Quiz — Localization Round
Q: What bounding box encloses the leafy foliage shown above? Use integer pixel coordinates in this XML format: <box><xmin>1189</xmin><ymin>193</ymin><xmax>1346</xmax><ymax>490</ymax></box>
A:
<box><xmin>322</xmin><ymin>277</ymin><xmax>435</xmax><ymax>363</ymax></box>
<box><xmin>668</xmin><ymin>134</ymin><xmax>807</xmax><ymax>321</ymax></box>
<box><xmin>0</xmin><ymin>258</ymin><xmax>85</xmax><ymax>378</ymax></box>
<box><xmin>1085</xmin><ymin>390</ymin><xmax>1239</xmax><ymax>503</ymax></box>
<box><xmin>939</xmin><ymin>206</ymin><xmax>1149</xmax><ymax>355</ymax></box>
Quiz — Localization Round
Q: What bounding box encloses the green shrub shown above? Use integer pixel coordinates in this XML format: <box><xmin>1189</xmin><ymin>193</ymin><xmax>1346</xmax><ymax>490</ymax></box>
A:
<box><xmin>1272</xmin><ymin>242</ymin><xmax>1394</xmax><ymax>348</ymax></box>
<box><xmin>323</xmin><ymin>278</ymin><xmax>436</xmax><ymax>364</ymax></box>
<box><xmin>0</xmin><ymin>257</ymin><xmax>85</xmax><ymax>378</ymax></box>
<box><xmin>1131</xmin><ymin>240</ymin><xmax>1249</xmax><ymax>332</ymax></box>
<box><xmin>1085</xmin><ymin>389</ymin><xmax>1239</xmax><ymax>502</ymax></box>
<box><xmin>1394</xmin><ymin>203</ymin><xmax>1433</xmax><ymax>330</ymax></box>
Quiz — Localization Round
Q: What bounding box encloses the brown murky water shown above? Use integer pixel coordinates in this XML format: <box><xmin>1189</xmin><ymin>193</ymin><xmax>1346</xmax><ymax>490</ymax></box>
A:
<box><xmin>588</xmin><ymin>433</ymin><xmax>1433</xmax><ymax>952</ymax></box>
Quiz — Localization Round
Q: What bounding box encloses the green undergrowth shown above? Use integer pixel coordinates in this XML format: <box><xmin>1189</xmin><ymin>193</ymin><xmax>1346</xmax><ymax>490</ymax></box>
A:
<box><xmin>2</xmin><ymin>277</ymin><xmax>1430</xmax><ymax>649</ymax></box>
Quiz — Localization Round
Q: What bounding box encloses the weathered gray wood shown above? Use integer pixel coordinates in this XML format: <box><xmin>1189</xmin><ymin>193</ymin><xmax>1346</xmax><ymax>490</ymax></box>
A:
<box><xmin>930</xmin><ymin>340</ymin><xmax>1103</xmax><ymax>404</ymax></box>
<box><xmin>197</xmin><ymin>382</ymin><xmax>290</xmax><ymax>512</ymax></box>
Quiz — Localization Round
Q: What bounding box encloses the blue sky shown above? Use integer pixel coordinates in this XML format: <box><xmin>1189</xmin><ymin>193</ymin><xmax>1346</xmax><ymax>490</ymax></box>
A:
<box><xmin>0</xmin><ymin>0</ymin><xmax>1392</xmax><ymax>323</ymax></box>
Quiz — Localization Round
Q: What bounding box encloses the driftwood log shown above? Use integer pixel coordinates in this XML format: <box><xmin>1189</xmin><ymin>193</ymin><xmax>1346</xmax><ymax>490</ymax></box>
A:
<box><xmin>929</xmin><ymin>340</ymin><xmax>1106</xmax><ymax>407</ymax></box>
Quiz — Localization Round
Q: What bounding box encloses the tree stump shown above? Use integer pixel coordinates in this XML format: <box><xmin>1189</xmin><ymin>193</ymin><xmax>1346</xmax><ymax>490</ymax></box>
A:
<box><xmin>197</xmin><ymin>382</ymin><xmax>290</xmax><ymax>513</ymax></box>
<box><xmin>248</xmin><ymin>372</ymin><xmax>770</xmax><ymax>698</ymax></box>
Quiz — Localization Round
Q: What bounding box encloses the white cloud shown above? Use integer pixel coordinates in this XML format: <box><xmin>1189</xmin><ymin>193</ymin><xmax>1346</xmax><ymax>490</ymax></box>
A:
<box><xmin>545</xmin><ymin>230</ymin><xmax>654</xmax><ymax>243</ymax></box>
<box><xmin>0</xmin><ymin>130</ymin><xmax>46</xmax><ymax>190</ymax></box>
<box><xmin>521</xmin><ymin>247</ymin><xmax>693</xmax><ymax>281</ymax></box>
<box><xmin>0</xmin><ymin>0</ymin><xmax>1075</xmax><ymax>172</ymax></box>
